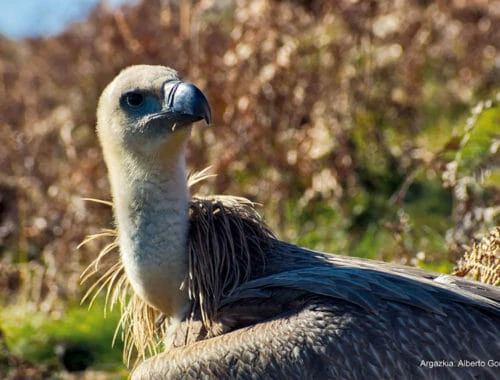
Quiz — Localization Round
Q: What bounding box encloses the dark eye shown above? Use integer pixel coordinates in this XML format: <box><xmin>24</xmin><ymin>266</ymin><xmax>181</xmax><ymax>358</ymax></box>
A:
<box><xmin>124</xmin><ymin>92</ymin><xmax>144</xmax><ymax>108</ymax></box>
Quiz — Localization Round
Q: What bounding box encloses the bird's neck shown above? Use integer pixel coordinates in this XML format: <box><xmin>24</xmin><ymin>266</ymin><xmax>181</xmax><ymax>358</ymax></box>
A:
<box><xmin>108</xmin><ymin>149</ymin><xmax>190</xmax><ymax>318</ymax></box>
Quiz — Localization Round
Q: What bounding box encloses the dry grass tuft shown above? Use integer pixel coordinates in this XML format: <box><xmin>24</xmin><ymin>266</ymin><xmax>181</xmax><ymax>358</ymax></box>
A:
<box><xmin>455</xmin><ymin>227</ymin><xmax>500</xmax><ymax>286</ymax></box>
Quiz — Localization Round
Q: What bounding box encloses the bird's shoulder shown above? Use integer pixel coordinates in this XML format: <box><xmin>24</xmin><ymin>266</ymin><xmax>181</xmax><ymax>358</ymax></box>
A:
<box><xmin>234</xmin><ymin>239</ymin><xmax>500</xmax><ymax>317</ymax></box>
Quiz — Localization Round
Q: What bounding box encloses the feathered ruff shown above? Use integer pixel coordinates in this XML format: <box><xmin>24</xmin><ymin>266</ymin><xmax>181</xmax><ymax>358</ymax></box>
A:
<box><xmin>80</xmin><ymin>172</ymin><xmax>275</xmax><ymax>366</ymax></box>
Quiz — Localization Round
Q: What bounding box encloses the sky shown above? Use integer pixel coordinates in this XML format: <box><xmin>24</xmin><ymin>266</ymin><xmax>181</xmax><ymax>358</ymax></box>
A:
<box><xmin>0</xmin><ymin>0</ymin><xmax>131</xmax><ymax>39</ymax></box>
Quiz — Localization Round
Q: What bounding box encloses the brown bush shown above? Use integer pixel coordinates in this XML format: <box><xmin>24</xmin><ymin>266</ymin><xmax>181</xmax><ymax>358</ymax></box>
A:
<box><xmin>1</xmin><ymin>0</ymin><xmax>499</xmax><ymax>309</ymax></box>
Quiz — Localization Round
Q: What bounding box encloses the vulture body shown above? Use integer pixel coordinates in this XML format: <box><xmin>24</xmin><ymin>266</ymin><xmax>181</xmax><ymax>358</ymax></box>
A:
<box><xmin>90</xmin><ymin>65</ymin><xmax>500</xmax><ymax>379</ymax></box>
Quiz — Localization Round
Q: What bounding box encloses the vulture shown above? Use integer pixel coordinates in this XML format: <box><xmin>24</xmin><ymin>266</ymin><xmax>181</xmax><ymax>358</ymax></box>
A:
<box><xmin>84</xmin><ymin>65</ymin><xmax>500</xmax><ymax>379</ymax></box>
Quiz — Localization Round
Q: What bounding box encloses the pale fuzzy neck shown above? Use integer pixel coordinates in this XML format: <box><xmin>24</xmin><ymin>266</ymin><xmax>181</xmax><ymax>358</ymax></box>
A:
<box><xmin>108</xmin><ymin>149</ymin><xmax>190</xmax><ymax>318</ymax></box>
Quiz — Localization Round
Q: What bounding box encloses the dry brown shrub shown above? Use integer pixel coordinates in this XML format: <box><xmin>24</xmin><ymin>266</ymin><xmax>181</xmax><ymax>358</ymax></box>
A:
<box><xmin>455</xmin><ymin>226</ymin><xmax>500</xmax><ymax>285</ymax></box>
<box><xmin>1</xmin><ymin>0</ymin><xmax>500</xmax><ymax>310</ymax></box>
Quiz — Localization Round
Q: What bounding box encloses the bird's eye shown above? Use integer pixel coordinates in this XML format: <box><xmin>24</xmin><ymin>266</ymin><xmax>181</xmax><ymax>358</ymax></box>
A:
<box><xmin>124</xmin><ymin>92</ymin><xmax>144</xmax><ymax>108</ymax></box>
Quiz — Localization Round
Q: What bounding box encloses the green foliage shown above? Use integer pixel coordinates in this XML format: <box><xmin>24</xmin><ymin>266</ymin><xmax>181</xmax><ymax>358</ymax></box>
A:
<box><xmin>0</xmin><ymin>299</ymin><xmax>124</xmax><ymax>371</ymax></box>
<box><xmin>286</xmin><ymin>200</ymin><xmax>349</xmax><ymax>254</ymax></box>
<box><xmin>458</xmin><ymin>104</ymin><xmax>500</xmax><ymax>170</ymax></box>
<box><xmin>417</xmin><ymin>260</ymin><xmax>456</xmax><ymax>274</ymax></box>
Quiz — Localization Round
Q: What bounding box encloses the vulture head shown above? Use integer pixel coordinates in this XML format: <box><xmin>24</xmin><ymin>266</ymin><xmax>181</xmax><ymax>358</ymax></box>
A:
<box><xmin>95</xmin><ymin>65</ymin><xmax>211</xmax><ymax>317</ymax></box>
<box><xmin>97</xmin><ymin>65</ymin><xmax>210</xmax><ymax>164</ymax></box>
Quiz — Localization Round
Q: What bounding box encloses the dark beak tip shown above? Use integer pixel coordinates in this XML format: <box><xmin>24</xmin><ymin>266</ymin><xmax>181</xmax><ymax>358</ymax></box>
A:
<box><xmin>204</xmin><ymin>108</ymin><xmax>212</xmax><ymax>125</ymax></box>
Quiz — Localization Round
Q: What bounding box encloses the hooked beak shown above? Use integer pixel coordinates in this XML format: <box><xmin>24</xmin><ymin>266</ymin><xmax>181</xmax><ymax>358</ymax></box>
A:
<box><xmin>162</xmin><ymin>80</ymin><xmax>211</xmax><ymax>126</ymax></box>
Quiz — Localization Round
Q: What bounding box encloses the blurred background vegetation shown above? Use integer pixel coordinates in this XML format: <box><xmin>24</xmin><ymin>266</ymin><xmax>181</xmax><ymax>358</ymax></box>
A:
<box><xmin>1</xmin><ymin>0</ymin><xmax>500</xmax><ymax>377</ymax></box>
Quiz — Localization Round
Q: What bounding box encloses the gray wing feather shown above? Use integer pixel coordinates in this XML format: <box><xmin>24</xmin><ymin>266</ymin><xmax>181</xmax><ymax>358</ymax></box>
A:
<box><xmin>134</xmin><ymin>240</ymin><xmax>500</xmax><ymax>379</ymax></box>
<box><xmin>222</xmin><ymin>266</ymin><xmax>500</xmax><ymax>317</ymax></box>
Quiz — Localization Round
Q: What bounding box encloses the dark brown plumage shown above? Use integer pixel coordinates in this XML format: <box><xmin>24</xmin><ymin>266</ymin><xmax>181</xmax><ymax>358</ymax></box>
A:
<box><xmin>84</xmin><ymin>65</ymin><xmax>500</xmax><ymax>379</ymax></box>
